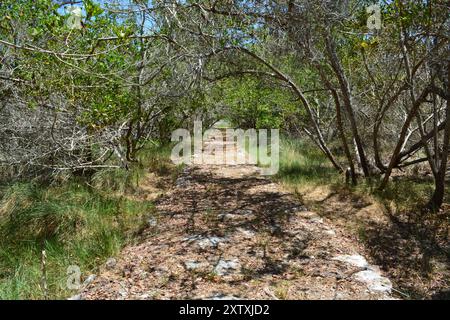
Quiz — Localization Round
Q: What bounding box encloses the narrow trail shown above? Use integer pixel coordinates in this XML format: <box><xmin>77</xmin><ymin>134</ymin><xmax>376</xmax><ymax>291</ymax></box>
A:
<box><xmin>80</xmin><ymin>133</ymin><xmax>394</xmax><ymax>300</ymax></box>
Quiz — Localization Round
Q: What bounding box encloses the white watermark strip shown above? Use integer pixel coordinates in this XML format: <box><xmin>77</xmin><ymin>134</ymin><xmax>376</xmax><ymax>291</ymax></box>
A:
<box><xmin>171</xmin><ymin>121</ymin><xmax>279</xmax><ymax>175</ymax></box>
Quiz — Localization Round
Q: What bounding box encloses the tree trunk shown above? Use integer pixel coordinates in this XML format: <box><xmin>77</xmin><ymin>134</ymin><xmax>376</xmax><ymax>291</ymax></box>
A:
<box><xmin>334</xmin><ymin>89</ymin><xmax>357</xmax><ymax>185</ymax></box>
<box><xmin>428</xmin><ymin>62</ymin><xmax>450</xmax><ymax>210</ymax></box>
<box><xmin>379</xmin><ymin>87</ymin><xmax>431</xmax><ymax>190</ymax></box>
<box><xmin>314</xmin><ymin>62</ymin><xmax>357</xmax><ymax>184</ymax></box>
<box><xmin>325</xmin><ymin>35</ymin><xmax>370</xmax><ymax>177</ymax></box>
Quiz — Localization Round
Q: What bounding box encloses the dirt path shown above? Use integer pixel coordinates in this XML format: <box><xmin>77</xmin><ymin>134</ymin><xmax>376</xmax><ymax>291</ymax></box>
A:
<box><xmin>80</xmin><ymin>136</ymin><xmax>394</xmax><ymax>300</ymax></box>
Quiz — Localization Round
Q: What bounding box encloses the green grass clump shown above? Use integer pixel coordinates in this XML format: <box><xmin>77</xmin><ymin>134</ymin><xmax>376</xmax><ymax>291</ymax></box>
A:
<box><xmin>370</xmin><ymin>177</ymin><xmax>448</xmax><ymax>213</ymax></box>
<box><xmin>276</xmin><ymin>137</ymin><xmax>339</xmax><ymax>187</ymax></box>
<box><xmin>0</xmin><ymin>143</ymin><xmax>174</xmax><ymax>299</ymax></box>
<box><xmin>0</xmin><ymin>181</ymin><xmax>153</xmax><ymax>299</ymax></box>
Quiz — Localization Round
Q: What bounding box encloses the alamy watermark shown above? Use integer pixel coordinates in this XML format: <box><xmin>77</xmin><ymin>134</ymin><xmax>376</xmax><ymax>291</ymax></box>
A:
<box><xmin>66</xmin><ymin>6</ymin><xmax>83</xmax><ymax>30</ymax></box>
<box><xmin>66</xmin><ymin>265</ymin><xmax>82</xmax><ymax>290</ymax></box>
<box><xmin>367</xmin><ymin>4</ymin><xmax>382</xmax><ymax>31</ymax></box>
<box><xmin>171</xmin><ymin>121</ymin><xmax>279</xmax><ymax>176</ymax></box>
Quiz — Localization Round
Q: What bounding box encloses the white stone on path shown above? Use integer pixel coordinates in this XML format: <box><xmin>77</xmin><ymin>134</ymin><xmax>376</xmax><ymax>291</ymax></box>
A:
<box><xmin>310</xmin><ymin>217</ymin><xmax>324</xmax><ymax>224</ymax></box>
<box><xmin>197</xmin><ymin>236</ymin><xmax>227</xmax><ymax>249</ymax></box>
<box><xmin>207</xmin><ymin>293</ymin><xmax>241</xmax><ymax>300</ymax></box>
<box><xmin>332</xmin><ymin>254</ymin><xmax>369</xmax><ymax>268</ymax></box>
<box><xmin>236</xmin><ymin>227</ymin><xmax>255</xmax><ymax>238</ymax></box>
<box><xmin>183</xmin><ymin>235</ymin><xmax>227</xmax><ymax>249</ymax></box>
<box><xmin>184</xmin><ymin>260</ymin><xmax>209</xmax><ymax>270</ymax></box>
<box><xmin>332</xmin><ymin>254</ymin><xmax>392</xmax><ymax>294</ymax></box>
<box><xmin>353</xmin><ymin>270</ymin><xmax>393</xmax><ymax>293</ymax></box>
<box><xmin>214</xmin><ymin>259</ymin><xmax>240</xmax><ymax>276</ymax></box>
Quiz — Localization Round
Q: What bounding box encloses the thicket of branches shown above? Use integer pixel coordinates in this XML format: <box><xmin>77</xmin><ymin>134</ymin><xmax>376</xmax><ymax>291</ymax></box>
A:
<box><xmin>0</xmin><ymin>0</ymin><xmax>449</xmax><ymax>210</ymax></box>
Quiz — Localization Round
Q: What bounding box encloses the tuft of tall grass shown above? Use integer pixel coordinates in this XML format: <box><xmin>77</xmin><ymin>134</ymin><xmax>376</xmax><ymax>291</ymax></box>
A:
<box><xmin>276</xmin><ymin>137</ymin><xmax>340</xmax><ymax>187</ymax></box>
<box><xmin>0</xmin><ymin>142</ymin><xmax>174</xmax><ymax>299</ymax></box>
<box><xmin>139</xmin><ymin>141</ymin><xmax>180</xmax><ymax>177</ymax></box>
<box><xmin>369</xmin><ymin>177</ymin><xmax>448</xmax><ymax>214</ymax></box>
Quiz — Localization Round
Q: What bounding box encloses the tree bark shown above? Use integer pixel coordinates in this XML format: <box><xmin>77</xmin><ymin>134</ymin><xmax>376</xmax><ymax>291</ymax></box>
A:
<box><xmin>428</xmin><ymin>62</ymin><xmax>450</xmax><ymax>211</ymax></box>
<box><xmin>325</xmin><ymin>35</ymin><xmax>370</xmax><ymax>177</ymax></box>
<box><xmin>379</xmin><ymin>87</ymin><xmax>431</xmax><ymax>190</ymax></box>
<box><xmin>314</xmin><ymin>62</ymin><xmax>357</xmax><ymax>184</ymax></box>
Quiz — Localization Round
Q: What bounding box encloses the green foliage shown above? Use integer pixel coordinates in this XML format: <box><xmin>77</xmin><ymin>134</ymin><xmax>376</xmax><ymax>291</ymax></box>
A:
<box><xmin>84</xmin><ymin>0</ymin><xmax>104</xmax><ymax>20</ymax></box>
<box><xmin>0</xmin><ymin>0</ymin><xmax>142</xmax><ymax>127</ymax></box>
<box><xmin>220</xmin><ymin>78</ymin><xmax>296</xmax><ymax>129</ymax></box>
